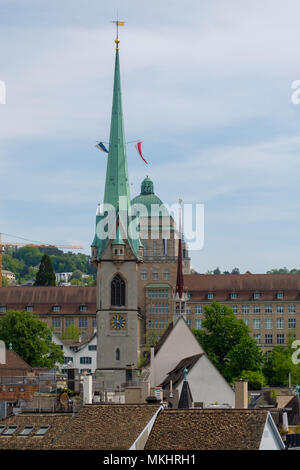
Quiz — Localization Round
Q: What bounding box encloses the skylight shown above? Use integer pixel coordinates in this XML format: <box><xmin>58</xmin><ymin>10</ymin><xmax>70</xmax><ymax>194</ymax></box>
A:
<box><xmin>3</xmin><ymin>425</ymin><xmax>18</xmax><ymax>435</ymax></box>
<box><xmin>35</xmin><ymin>426</ymin><xmax>50</xmax><ymax>436</ymax></box>
<box><xmin>19</xmin><ymin>426</ymin><xmax>34</xmax><ymax>436</ymax></box>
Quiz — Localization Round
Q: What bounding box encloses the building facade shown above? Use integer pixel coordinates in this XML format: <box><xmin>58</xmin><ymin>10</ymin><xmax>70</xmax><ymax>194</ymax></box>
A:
<box><xmin>184</xmin><ymin>273</ymin><xmax>300</xmax><ymax>350</ymax></box>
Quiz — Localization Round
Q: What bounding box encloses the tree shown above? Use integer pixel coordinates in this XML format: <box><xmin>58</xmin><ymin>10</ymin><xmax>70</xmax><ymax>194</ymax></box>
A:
<box><xmin>1</xmin><ymin>276</ymin><xmax>9</xmax><ymax>287</ymax></box>
<box><xmin>0</xmin><ymin>310</ymin><xmax>64</xmax><ymax>368</ymax></box>
<box><xmin>263</xmin><ymin>334</ymin><xmax>300</xmax><ymax>386</ymax></box>
<box><xmin>233</xmin><ymin>370</ymin><xmax>267</xmax><ymax>390</ymax></box>
<box><xmin>213</xmin><ymin>267</ymin><xmax>221</xmax><ymax>275</ymax></box>
<box><xmin>231</xmin><ymin>267</ymin><xmax>240</xmax><ymax>275</ymax></box>
<box><xmin>60</xmin><ymin>324</ymin><xmax>80</xmax><ymax>341</ymax></box>
<box><xmin>34</xmin><ymin>254</ymin><xmax>56</xmax><ymax>286</ymax></box>
<box><xmin>193</xmin><ymin>301</ymin><xmax>263</xmax><ymax>383</ymax></box>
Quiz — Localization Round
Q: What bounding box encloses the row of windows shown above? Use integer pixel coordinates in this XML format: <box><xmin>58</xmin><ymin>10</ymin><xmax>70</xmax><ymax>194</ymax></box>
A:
<box><xmin>148</xmin><ymin>320</ymin><xmax>169</xmax><ymax>330</ymax></box>
<box><xmin>147</xmin><ymin>289</ymin><xmax>169</xmax><ymax>298</ymax></box>
<box><xmin>0</xmin><ymin>425</ymin><xmax>50</xmax><ymax>436</ymax></box>
<box><xmin>243</xmin><ymin>318</ymin><xmax>296</xmax><ymax>329</ymax></box>
<box><xmin>141</xmin><ymin>269</ymin><xmax>170</xmax><ymax>281</ymax></box>
<box><xmin>61</xmin><ymin>368</ymin><xmax>92</xmax><ymax>374</ymax></box>
<box><xmin>253</xmin><ymin>334</ymin><xmax>285</xmax><ymax>345</ymax></box>
<box><xmin>205</xmin><ymin>291</ymin><xmax>288</xmax><ymax>301</ymax></box>
<box><xmin>0</xmin><ymin>305</ymin><xmax>88</xmax><ymax>313</ymax></box>
<box><xmin>189</xmin><ymin>304</ymin><xmax>297</xmax><ymax>314</ymax></box>
<box><xmin>148</xmin><ymin>303</ymin><xmax>169</xmax><ymax>313</ymax></box>
<box><xmin>52</xmin><ymin>318</ymin><xmax>96</xmax><ymax>329</ymax></box>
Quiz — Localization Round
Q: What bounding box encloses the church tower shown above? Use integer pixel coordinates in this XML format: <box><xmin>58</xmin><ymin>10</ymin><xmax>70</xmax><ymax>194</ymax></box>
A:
<box><xmin>91</xmin><ymin>32</ymin><xmax>143</xmax><ymax>387</ymax></box>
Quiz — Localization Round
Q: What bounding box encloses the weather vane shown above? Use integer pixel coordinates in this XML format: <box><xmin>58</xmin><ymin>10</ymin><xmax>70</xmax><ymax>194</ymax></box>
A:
<box><xmin>111</xmin><ymin>13</ymin><xmax>125</xmax><ymax>50</ymax></box>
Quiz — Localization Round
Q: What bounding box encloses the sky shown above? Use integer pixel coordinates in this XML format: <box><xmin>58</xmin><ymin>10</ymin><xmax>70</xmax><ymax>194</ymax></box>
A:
<box><xmin>1</xmin><ymin>0</ymin><xmax>300</xmax><ymax>273</ymax></box>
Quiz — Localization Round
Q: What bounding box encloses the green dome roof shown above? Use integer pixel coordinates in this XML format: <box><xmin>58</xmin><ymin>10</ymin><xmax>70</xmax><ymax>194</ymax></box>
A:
<box><xmin>131</xmin><ymin>177</ymin><xmax>167</xmax><ymax>215</ymax></box>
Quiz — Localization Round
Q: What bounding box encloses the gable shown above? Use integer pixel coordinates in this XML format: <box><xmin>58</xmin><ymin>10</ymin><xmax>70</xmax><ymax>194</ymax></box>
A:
<box><xmin>153</xmin><ymin>317</ymin><xmax>204</xmax><ymax>386</ymax></box>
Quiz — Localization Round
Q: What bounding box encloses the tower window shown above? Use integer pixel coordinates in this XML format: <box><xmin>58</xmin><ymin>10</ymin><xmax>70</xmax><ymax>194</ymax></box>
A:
<box><xmin>111</xmin><ymin>274</ymin><xmax>126</xmax><ymax>306</ymax></box>
<box><xmin>116</xmin><ymin>348</ymin><xmax>120</xmax><ymax>361</ymax></box>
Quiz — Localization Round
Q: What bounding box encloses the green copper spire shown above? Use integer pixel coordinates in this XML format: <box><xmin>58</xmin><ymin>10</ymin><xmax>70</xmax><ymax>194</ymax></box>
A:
<box><xmin>92</xmin><ymin>40</ymin><xmax>142</xmax><ymax>260</ymax></box>
<box><xmin>103</xmin><ymin>48</ymin><xmax>130</xmax><ymax>210</ymax></box>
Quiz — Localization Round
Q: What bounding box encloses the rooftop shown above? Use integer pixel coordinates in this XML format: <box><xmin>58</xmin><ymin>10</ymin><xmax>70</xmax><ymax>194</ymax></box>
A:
<box><xmin>145</xmin><ymin>409</ymin><xmax>271</xmax><ymax>450</ymax></box>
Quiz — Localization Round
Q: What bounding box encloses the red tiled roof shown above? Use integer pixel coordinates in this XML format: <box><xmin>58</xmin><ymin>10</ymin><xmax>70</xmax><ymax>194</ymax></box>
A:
<box><xmin>0</xmin><ymin>349</ymin><xmax>32</xmax><ymax>376</ymax></box>
<box><xmin>0</xmin><ymin>286</ymin><xmax>96</xmax><ymax>315</ymax></box>
<box><xmin>184</xmin><ymin>274</ymin><xmax>300</xmax><ymax>301</ymax></box>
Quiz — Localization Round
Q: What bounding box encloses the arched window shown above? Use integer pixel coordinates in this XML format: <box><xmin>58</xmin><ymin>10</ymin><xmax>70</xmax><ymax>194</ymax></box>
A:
<box><xmin>116</xmin><ymin>348</ymin><xmax>120</xmax><ymax>361</ymax></box>
<box><xmin>111</xmin><ymin>274</ymin><xmax>126</xmax><ymax>306</ymax></box>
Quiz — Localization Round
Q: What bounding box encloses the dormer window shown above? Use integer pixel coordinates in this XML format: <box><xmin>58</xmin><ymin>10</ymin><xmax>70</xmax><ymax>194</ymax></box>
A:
<box><xmin>230</xmin><ymin>293</ymin><xmax>238</xmax><ymax>299</ymax></box>
<box><xmin>0</xmin><ymin>306</ymin><xmax>7</xmax><ymax>313</ymax></box>
<box><xmin>207</xmin><ymin>292</ymin><xmax>214</xmax><ymax>300</ymax></box>
<box><xmin>253</xmin><ymin>292</ymin><xmax>260</xmax><ymax>300</ymax></box>
<box><xmin>26</xmin><ymin>305</ymin><xmax>33</xmax><ymax>312</ymax></box>
<box><xmin>52</xmin><ymin>305</ymin><xmax>60</xmax><ymax>312</ymax></box>
<box><xmin>277</xmin><ymin>291</ymin><xmax>284</xmax><ymax>300</ymax></box>
<box><xmin>80</xmin><ymin>305</ymin><xmax>87</xmax><ymax>312</ymax></box>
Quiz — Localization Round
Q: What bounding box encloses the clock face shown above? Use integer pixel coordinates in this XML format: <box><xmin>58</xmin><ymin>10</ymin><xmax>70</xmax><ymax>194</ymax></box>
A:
<box><xmin>111</xmin><ymin>314</ymin><xmax>126</xmax><ymax>330</ymax></box>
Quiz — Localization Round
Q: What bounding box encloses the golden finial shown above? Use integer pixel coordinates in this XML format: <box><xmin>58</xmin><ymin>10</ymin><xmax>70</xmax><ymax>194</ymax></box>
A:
<box><xmin>112</xmin><ymin>16</ymin><xmax>125</xmax><ymax>50</ymax></box>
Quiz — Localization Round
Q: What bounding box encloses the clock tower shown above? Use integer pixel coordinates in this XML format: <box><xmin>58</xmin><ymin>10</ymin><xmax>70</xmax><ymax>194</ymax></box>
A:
<box><xmin>91</xmin><ymin>32</ymin><xmax>143</xmax><ymax>387</ymax></box>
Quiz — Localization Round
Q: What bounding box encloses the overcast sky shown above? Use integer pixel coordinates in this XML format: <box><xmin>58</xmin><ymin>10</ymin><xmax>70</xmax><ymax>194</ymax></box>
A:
<box><xmin>1</xmin><ymin>0</ymin><xmax>300</xmax><ymax>273</ymax></box>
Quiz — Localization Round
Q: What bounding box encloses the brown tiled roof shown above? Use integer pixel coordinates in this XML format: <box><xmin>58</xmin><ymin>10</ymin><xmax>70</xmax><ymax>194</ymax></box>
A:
<box><xmin>0</xmin><ymin>286</ymin><xmax>96</xmax><ymax>315</ymax></box>
<box><xmin>52</xmin><ymin>404</ymin><xmax>161</xmax><ymax>450</ymax></box>
<box><xmin>160</xmin><ymin>354</ymin><xmax>203</xmax><ymax>389</ymax></box>
<box><xmin>145</xmin><ymin>409</ymin><xmax>269</xmax><ymax>450</ymax></box>
<box><xmin>0</xmin><ymin>349</ymin><xmax>32</xmax><ymax>377</ymax></box>
<box><xmin>0</xmin><ymin>413</ymin><xmax>72</xmax><ymax>450</ymax></box>
<box><xmin>184</xmin><ymin>273</ymin><xmax>300</xmax><ymax>301</ymax></box>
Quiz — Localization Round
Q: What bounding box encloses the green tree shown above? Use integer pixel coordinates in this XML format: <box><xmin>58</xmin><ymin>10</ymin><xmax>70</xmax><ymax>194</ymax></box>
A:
<box><xmin>233</xmin><ymin>370</ymin><xmax>267</xmax><ymax>390</ymax></box>
<box><xmin>60</xmin><ymin>323</ymin><xmax>80</xmax><ymax>341</ymax></box>
<box><xmin>193</xmin><ymin>301</ymin><xmax>263</xmax><ymax>383</ymax></box>
<box><xmin>71</xmin><ymin>269</ymin><xmax>83</xmax><ymax>280</ymax></box>
<box><xmin>1</xmin><ymin>276</ymin><xmax>9</xmax><ymax>287</ymax></box>
<box><xmin>34</xmin><ymin>254</ymin><xmax>56</xmax><ymax>286</ymax></box>
<box><xmin>16</xmin><ymin>246</ymin><xmax>43</xmax><ymax>266</ymax></box>
<box><xmin>0</xmin><ymin>310</ymin><xmax>64</xmax><ymax>368</ymax></box>
<box><xmin>263</xmin><ymin>334</ymin><xmax>300</xmax><ymax>386</ymax></box>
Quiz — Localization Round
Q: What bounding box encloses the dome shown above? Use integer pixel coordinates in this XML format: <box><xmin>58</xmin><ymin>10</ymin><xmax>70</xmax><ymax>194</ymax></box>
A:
<box><xmin>131</xmin><ymin>177</ymin><xmax>167</xmax><ymax>215</ymax></box>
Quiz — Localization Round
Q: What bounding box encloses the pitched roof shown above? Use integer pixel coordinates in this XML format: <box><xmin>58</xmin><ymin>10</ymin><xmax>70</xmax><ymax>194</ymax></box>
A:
<box><xmin>0</xmin><ymin>286</ymin><xmax>96</xmax><ymax>315</ymax></box>
<box><xmin>145</xmin><ymin>409</ymin><xmax>269</xmax><ymax>450</ymax></box>
<box><xmin>285</xmin><ymin>395</ymin><xmax>300</xmax><ymax>425</ymax></box>
<box><xmin>52</xmin><ymin>404</ymin><xmax>161</xmax><ymax>450</ymax></box>
<box><xmin>160</xmin><ymin>354</ymin><xmax>203</xmax><ymax>389</ymax></box>
<box><xmin>0</xmin><ymin>349</ymin><xmax>32</xmax><ymax>376</ymax></box>
<box><xmin>0</xmin><ymin>413</ymin><xmax>72</xmax><ymax>450</ymax></box>
<box><xmin>142</xmin><ymin>322</ymin><xmax>174</xmax><ymax>367</ymax></box>
<box><xmin>178</xmin><ymin>381</ymin><xmax>193</xmax><ymax>409</ymax></box>
<box><xmin>184</xmin><ymin>273</ymin><xmax>300</xmax><ymax>300</ymax></box>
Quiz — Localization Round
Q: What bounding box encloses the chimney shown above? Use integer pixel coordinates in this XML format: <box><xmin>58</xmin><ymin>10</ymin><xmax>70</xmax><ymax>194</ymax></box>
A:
<box><xmin>0</xmin><ymin>341</ymin><xmax>6</xmax><ymax>365</ymax></box>
<box><xmin>235</xmin><ymin>380</ymin><xmax>248</xmax><ymax>409</ymax></box>
<box><xmin>282</xmin><ymin>411</ymin><xmax>289</xmax><ymax>432</ymax></box>
<box><xmin>149</xmin><ymin>346</ymin><xmax>155</xmax><ymax>388</ymax></box>
<box><xmin>83</xmin><ymin>375</ymin><xmax>93</xmax><ymax>404</ymax></box>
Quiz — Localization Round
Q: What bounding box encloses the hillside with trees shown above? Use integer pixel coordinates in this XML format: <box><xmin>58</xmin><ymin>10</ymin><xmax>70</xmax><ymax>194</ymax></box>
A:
<box><xmin>2</xmin><ymin>246</ymin><xmax>96</xmax><ymax>285</ymax></box>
